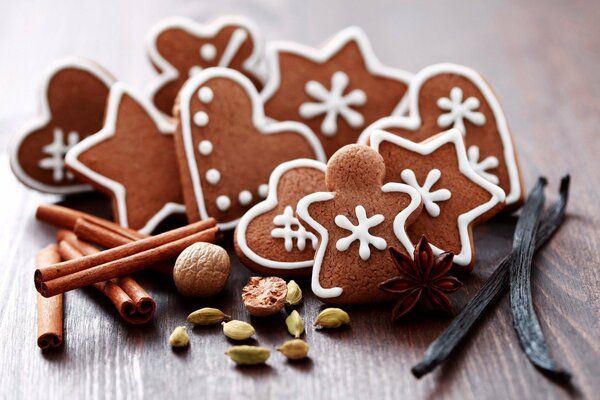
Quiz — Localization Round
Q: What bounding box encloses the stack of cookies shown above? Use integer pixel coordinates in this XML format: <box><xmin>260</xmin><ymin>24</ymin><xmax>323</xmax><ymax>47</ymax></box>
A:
<box><xmin>11</xmin><ymin>15</ymin><xmax>523</xmax><ymax>305</ymax></box>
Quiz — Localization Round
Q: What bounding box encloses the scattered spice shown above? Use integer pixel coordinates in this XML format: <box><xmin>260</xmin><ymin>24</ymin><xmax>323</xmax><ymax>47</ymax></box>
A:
<box><xmin>412</xmin><ymin>176</ymin><xmax>571</xmax><ymax>380</ymax></box>
<box><xmin>225</xmin><ymin>345</ymin><xmax>270</xmax><ymax>365</ymax></box>
<box><xmin>173</xmin><ymin>242</ymin><xmax>230</xmax><ymax>297</ymax></box>
<box><xmin>169</xmin><ymin>326</ymin><xmax>189</xmax><ymax>347</ymax></box>
<box><xmin>187</xmin><ymin>307</ymin><xmax>231</xmax><ymax>325</ymax></box>
<box><xmin>222</xmin><ymin>320</ymin><xmax>255</xmax><ymax>341</ymax></box>
<box><xmin>313</xmin><ymin>308</ymin><xmax>350</xmax><ymax>329</ymax></box>
<box><xmin>242</xmin><ymin>277</ymin><xmax>287</xmax><ymax>317</ymax></box>
<box><xmin>285</xmin><ymin>310</ymin><xmax>304</xmax><ymax>338</ymax></box>
<box><xmin>278</xmin><ymin>339</ymin><xmax>310</xmax><ymax>360</ymax></box>
<box><xmin>379</xmin><ymin>236</ymin><xmax>462</xmax><ymax>321</ymax></box>
<box><xmin>285</xmin><ymin>280</ymin><xmax>302</xmax><ymax>306</ymax></box>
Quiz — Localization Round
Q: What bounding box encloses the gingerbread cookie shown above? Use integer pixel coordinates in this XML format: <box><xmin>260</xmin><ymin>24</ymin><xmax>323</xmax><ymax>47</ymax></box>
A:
<box><xmin>296</xmin><ymin>144</ymin><xmax>422</xmax><ymax>304</ymax></box>
<box><xmin>174</xmin><ymin>68</ymin><xmax>326</xmax><ymax>230</ymax></box>
<box><xmin>65</xmin><ymin>83</ymin><xmax>184</xmax><ymax>234</ymax></box>
<box><xmin>10</xmin><ymin>57</ymin><xmax>115</xmax><ymax>194</ymax></box>
<box><xmin>147</xmin><ymin>15</ymin><xmax>263</xmax><ymax>116</ymax></box>
<box><xmin>261</xmin><ymin>27</ymin><xmax>412</xmax><ymax>159</ymax></box>
<box><xmin>370</xmin><ymin>128</ymin><xmax>506</xmax><ymax>271</ymax></box>
<box><xmin>235</xmin><ymin>159</ymin><xmax>327</xmax><ymax>277</ymax></box>
<box><xmin>359</xmin><ymin>63</ymin><xmax>523</xmax><ymax>207</ymax></box>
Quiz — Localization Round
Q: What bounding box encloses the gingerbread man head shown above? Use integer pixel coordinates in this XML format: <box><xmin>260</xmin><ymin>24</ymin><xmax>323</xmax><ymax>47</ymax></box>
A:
<box><xmin>297</xmin><ymin>144</ymin><xmax>422</xmax><ymax>304</ymax></box>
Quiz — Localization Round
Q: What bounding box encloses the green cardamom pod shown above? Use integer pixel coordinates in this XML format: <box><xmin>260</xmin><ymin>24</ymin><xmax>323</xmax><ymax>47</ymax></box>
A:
<box><xmin>187</xmin><ymin>307</ymin><xmax>231</xmax><ymax>325</ymax></box>
<box><xmin>277</xmin><ymin>339</ymin><xmax>310</xmax><ymax>360</ymax></box>
<box><xmin>313</xmin><ymin>308</ymin><xmax>350</xmax><ymax>328</ymax></box>
<box><xmin>169</xmin><ymin>326</ymin><xmax>189</xmax><ymax>347</ymax></box>
<box><xmin>222</xmin><ymin>320</ymin><xmax>255</xmax><ymax>340</ymax></box>
<box><xmin>285</xmin><ymin>280</ymin><xmax>302</xmax><ymax>306</ymax></box>
<box><xmin>285</xmin><ymin>310</ymin><xmax>304</xmax><ymax>338</ymax></box>
<box><xmin>225</xmin><ymin>345</ymin><xmax>270</xmax><ymax>365</ymax></box>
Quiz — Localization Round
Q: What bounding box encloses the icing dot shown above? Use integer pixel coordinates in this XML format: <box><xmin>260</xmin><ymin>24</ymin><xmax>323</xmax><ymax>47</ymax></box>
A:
<box><xmin>198</xmin><ymin>140</ymin><xmax>213</xmax><ymax>156</ymax></box>
<box><xmin>198</xmin><ymin>87</ymin><xmax>214</xmax><ymax>103</ymax></box>
<box><xmin>200</xmin><ymin>44</ymin><xmax>217</xmax><ymax>61</ymax></box>
<box><xmin>193</xmin><ymin>111</ymin><xmax>209</xmax><ymax>127</ymax></box>
<box><xmin>188</xmin><ymin>66</ymin><xmax>202</xmax><ymax>77</ymax></box>
<box><xmin>258</xmin><ymin>184</ymin><xmax>268</xmax><ymax>198</ymax></box>
<box><xmin>205</xmin><ymin>169</ymin><xmax>221</xmax><ymax>185</ymax></box>
<box><xmin>216</xmin><ymin>195</ymin><xmax>231</xmax><ymax>211</ymax></box>
<box><xmin>238</xmin><ymin>190</ymin><xmax>253</xmax><ymax>206</ymax></box>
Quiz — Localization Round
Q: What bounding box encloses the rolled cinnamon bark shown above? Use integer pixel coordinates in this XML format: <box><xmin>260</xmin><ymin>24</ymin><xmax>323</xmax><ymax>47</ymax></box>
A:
<box><xmin>36</xmin><ymin>245</ymin><xmax>63</xmax><ymax>350</ymax></box>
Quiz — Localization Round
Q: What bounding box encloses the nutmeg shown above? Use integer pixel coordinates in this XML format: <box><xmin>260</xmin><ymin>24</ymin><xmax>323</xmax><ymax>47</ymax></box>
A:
<box><xmin>173</xmin><ymin>242</ymin><xmax>230</xmax><ymax>297</ymax></box>
<box><xmin>242</xmin><ymin>276</ymin><xmax>287</xmax><ymax>317</ymax></box>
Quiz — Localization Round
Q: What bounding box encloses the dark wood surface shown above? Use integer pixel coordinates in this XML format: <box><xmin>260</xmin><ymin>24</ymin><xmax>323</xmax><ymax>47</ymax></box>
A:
<box><xmin>1</xmin><ymin>1</ymin><xmax>599</xmax><ymax>399</ymax></box>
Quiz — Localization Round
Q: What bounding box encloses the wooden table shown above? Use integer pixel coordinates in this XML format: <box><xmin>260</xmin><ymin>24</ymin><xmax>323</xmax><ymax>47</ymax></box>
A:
<box><xmin>1</xmin><ymin>1</ymin><xmax>599</xmax><ymax>399</ymax></box>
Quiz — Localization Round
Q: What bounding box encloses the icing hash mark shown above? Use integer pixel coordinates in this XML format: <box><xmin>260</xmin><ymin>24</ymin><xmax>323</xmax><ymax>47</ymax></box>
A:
<box><xmin>335</xmin><ymin>205</ymin><xmax>386</xmax><ymax>260</ymax></box>
<box><xmin>38</xmin><ymin>128</ymin><xmax>79</xmax><ymax>182</ymax></box>
<box><xmin>401</xmin><ymin>169</ymin><xmax>451</xmax><ymax>218</ymax></box>
<box><xmin>437</xmin><ymin>87</ymin><xmax>486</xmax><ymax>134</ymax></box>
<box><xmin>271</xmin><ymin>206</ymin><xmax>318</xmax><ymax>252</ymax></box>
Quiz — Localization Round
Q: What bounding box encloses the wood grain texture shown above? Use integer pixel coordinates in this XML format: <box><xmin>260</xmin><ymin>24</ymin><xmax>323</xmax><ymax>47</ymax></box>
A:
<box><xmin>1</xmin><ymin>1</ymin><xmax>599</xmax><ymax>399</ymax></box>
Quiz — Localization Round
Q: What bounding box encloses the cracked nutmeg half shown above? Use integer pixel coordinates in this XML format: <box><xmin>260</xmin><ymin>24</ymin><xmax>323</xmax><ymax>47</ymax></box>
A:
<box><xmin>379</xmin><ymin>236</ymin><xmax>463</xmax><ymax>321</ymax></box>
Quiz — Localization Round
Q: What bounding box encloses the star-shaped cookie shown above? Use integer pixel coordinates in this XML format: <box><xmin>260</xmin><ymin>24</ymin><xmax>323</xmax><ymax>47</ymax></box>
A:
<box><xmin>147</xmin><ymin>15</ymin><xmax>264</xmax><ymax>116</ymax></box>
<box><xmin>65</xmin><ymin>83</ymin><xmax>185</xmax><ymax>234</ymax></box>
<box><xmin>261</xmin><ymin>27</ymin><xmax>412</xmax><ymax>158</ymax></box>
<box><xmin>370</xmin><ymin>128</ymin><xmax>506</xmax><ymax>270</ymax></box>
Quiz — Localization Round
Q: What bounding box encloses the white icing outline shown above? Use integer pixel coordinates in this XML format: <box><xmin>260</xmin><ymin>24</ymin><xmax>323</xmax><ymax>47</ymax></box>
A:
<box><xmin>370</xmin><ymin>128</ymin><xmax>506</xmax><ymax>266</ymax></box>
<box><xmin>178</xmin><ymin>68</ymin><xmax>327</xmax><ymax>231</ymax></box>
<box><xmin>296</xmin><ymin>180</ymin><xmax>421</xmax><ymax>299</ymax></box>
<box><xmin>261</xmin><ymin>26</ymin><xmax>413</xmax><ymax>117</ymax></box>
<box><xmin>9</xmin><ymin>57</ymin><xmax>115</xmax><ymax>194</ymax></box>
<box><xmin>146</xmin><ymin>15</ymin><xmax>264</xmax><ymax>116</ymax></box>
<box><xmin>358</xmin><ymin>63</ymin><xmax>521</xmax><ymax>205</ymax></box>
<box><xmin>236</xmin><ymin>158</ymin><xmax>326</xmax><ymax>271</ymax></box>
<box><xmin>65</xmin><ymin>82</ymin><xmax>186</xmax><ymax>234</ymax></box>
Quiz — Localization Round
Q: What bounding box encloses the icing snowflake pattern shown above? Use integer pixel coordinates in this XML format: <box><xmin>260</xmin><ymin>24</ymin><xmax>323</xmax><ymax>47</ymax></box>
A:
<box><xmin>334</xmin><ymin>205</ymin><xmax>387</xmax><ymax>261</ymax></box>
<box><xmin>401</xmin><ymin>169</ymin><xmax>451</xmax><ymax>218</ymax></box>
<box><xmin>271</xmin><ymin>206</ymin><xmax>318</xmax><ymax>252</ymax></box>
<box><xmin>437</xmin><ymin>87</ymin><xmax>486</xmax><ymax>134</ymax></box>
<box><xmin>38</xmin><ymin>128</ymin><xmax>79</xmax><ymax>182</ymax></box>
<box><xmin>299</xmin><ymin>71</ymin><xmax>367</xmax><ymax>136</ymax></box>
<box><xmin>467</xmin><ymin>145</ymin><xmax>500</xmax><ymax>184</ymax></box>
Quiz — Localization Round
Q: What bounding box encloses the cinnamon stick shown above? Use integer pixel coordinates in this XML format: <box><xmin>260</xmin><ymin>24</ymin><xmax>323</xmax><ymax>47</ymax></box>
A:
<box><xmin>36</xmin><ymin>223</ymin><xmax>218</xmax><ymax>297</ymax></box>
<box><xmin>56</xmin><ymin>234</ymin><xmax>156</xmax><ymax>324</ymax></box>
<box><xmin>36</xmin><ymin>245</ymin><xmax>63</xmax><ymax>350</ymax></box>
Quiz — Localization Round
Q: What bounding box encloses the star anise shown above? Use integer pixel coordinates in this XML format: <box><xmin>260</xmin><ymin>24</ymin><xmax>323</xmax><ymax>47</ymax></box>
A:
<box><xmin>379</xmin><ymin>235</ymin><xmax>463</xmax><ymax>321</ymax></box>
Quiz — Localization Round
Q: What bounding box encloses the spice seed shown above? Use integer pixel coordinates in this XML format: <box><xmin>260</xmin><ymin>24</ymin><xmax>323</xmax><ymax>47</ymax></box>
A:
<box><xmin>285</xmin><ymin>280</ymin><xmax>302</xmax><ymax>306</ymax></box>
<box><xmin>285</xmin><ymin>310</ymin><xmax>304</xmax><ymax>338</ymax></box>
<box><xmin>187</xmin><ymin>307</ymin><xmax>231</xmax><ymax>325</ymax></box>
<box><xmin>313</xmin><ymin>308</ymin><xmax>350</xmax><ymax>328</ymax></box>
<box><xmin>225</xmin><ymin>345</ymin><xmax>270</xmax><ymax>365</ymax></box>
<box><xmin>222</xmin><ymin>320</ymin><xmax>255</xmax><ymax>340</ymax></box>
<box><xmin>169</xmin><ymin>326</ymin><xmax>189</xmax><ymax>347</ymax></box>
<box><xmin>278</xmin><ymin>339</ymin><xmax>310</xmax><ymax>360</ymax></box>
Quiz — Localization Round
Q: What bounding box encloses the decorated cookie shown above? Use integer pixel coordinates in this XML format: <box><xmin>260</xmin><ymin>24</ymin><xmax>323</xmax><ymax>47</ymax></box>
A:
<box><xmin>10</xmin><ymin>57</ymin><xmax>115</xmax><ymax>194</ymax></box>
<box><xmin>147</xmin><ymin>15</ymin><xmax>263</xmax><ymax>116</ymax></box>
<box><xmin>261</xmin><ymin>27</ymin><xmax>412</xmax><ymax>159</ymax></box>
<box><xmin>65</xmin><ymin>83</ymin><xmax>185</xmax><ymax>234</ymax></box>
<box><xmin>296</xmin><ymin>144</ymin><xmax>422</xmax><ymax>304</ymax></box>
<box><xmin>235</xmin><ymin>159</ymin><xmax>327</xmax><ymax>277</ymax></box>
<box><xmin>174</xmin><ymin>68</ymin><xmax>326</xmax><ymax>230</ymax></box>
<box><xmin>370</xmin><ymin>128</ymin><xmax>506</xmax><ymax>271</ymax></box>
<box><xmin>358</xmin><ymin>63</ymin><xmax>523</xmax><ymax>207</ymax></box>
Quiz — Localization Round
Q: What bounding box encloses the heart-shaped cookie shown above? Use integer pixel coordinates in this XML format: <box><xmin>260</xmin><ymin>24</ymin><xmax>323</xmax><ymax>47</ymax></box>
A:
<box><xmin>10</xmin><ymin>57</ymin><xmax>115</xmax><ymax>194</ymax></box>
<box><xmin>235</xmin><ymin>158</ymin><xmax>326</xmax><ymax>277</ymax></box>
<box><xmin>359</xmin><ymin>63</ymin><xmax>523</xmax><ymax>207</ymax></box>
<box><xmin>147</xmin><ymin>15</ymin><xmax>264</xmax><ymax>116</ymax></box>
<box><xmin>174</xmin><ymin>68</ymin><xmax>326</xmax><ymax>230</ymax></box>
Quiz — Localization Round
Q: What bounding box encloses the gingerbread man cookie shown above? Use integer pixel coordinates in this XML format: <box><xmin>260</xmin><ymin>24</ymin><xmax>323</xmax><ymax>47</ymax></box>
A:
<box><xmin>147</xmin><ymin>15</ymin><xmax>264</xmax><ymax>116</ymax></box>
<box><xmin>296</xmin><ymin>145</ymin><xmax>422</xmax><ymax>304</ymax></box>
<box><xmin>10</xmin><ymin>57</ymin><xmax>115</xmax><ymax>194</ymax></box>
<box><xmin>261</xmin><ymin>27</ymin><xmax>412</xmax><ymax>159</ymax></box>
<box><xmin>370</xmin><ymin>128</ymin><xmax>506</xmax><ymax>271</ymax></box>
<box><xmin>359</xmin><ymin>63</ymin><xmax>523</xmax><ymax>207</ymax></box>
<box><xmin>174</xmin><ymin>68</ymin><xmax>326</xmax><ymax>230</ymax></box>
<box><xmin>235</xmin><ymin>159</ymin><xmax>327</xmax><ymax>277</ymax></box>
<box><xmin>65</xmin><ymin>83</ymin><xmax>185</xmax><ymax>234</ymax></box>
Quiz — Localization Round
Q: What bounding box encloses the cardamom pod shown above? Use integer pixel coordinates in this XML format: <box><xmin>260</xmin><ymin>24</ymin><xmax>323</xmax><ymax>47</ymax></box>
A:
<box><xmin>169</xmin><ymin>326</ymin><xmax>189</xmax><ymax>347</ymax></box>
<box><xmin>285</xmin><ymin>310</ymin><xmax>304</xmax><ymax>338</ymax></box>
<box><xmin>277</xmin><ymin>339</ymin><xmax>309</xmax><ymax>360</ymax></box>
<box><xmin>222</xmin><ymin>320</ymin><xmax>255</xmax><ymax>340</ymax></box>
<box><xmin>225</xmin><ymin>345</ymin><xmax>270</xmax><ymax>365</ymax></box>
<box><xmin>187</xmin><ymin>307</ymin><xmax>231</xmax><ymax>325</ymax></box>
<box><xmin>285</xmin><ymin>280</ymin><xmax>302</xmax><ymax>306</ymax></box>
<box><xmin>313</xmin><ymin>308</ymin><xmax>350</xmax><ymax>328</ymax></box>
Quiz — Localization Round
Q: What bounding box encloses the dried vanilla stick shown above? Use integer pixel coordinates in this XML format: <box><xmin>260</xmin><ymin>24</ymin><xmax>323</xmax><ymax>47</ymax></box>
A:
<box><xmin>36</xmin><ymin>244</ymin><xmax>63</xmax><ymax>350</ymax></box>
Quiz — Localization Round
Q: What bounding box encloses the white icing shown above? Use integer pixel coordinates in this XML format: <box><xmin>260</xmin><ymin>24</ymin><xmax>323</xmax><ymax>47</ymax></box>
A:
<box><xmin>238</xmin><ymin>190</ymin><xmax>253</xmax><ymax>206</ymax></box>
<box><xmin>188</xmin><ymin>66</ymin><xmax>202</xmax><ymax>77</ymax></box>
<box><xmin>334</xmin><ymin>205</ymin><xmax>387</xmax><ymax>261</ymax></box>
<box><xmin>298</xmin><ymin>71</ymin><xmax>366</xmax><ymax>136</ymax></box>
<box><xmin>258</xmin><ymin>184</ymin><xmax>269</xmax><ymax>198</ymax></box>
<box><xmin>218</xmin><ymin>28</ymin><xmax>248</xmax><ymax>67</ymax></box>
<box><xmin>198</xmin><ymin>140</ymin><xmax>213</xmax><ymax>156</ymax></box>
<box><xmin>205</xmin><ymin>168</ymin><xmax>220</xmax><ymax>185</ymax></box>
<box><xmin>400</xmin><ymin>169</ymin><xmax>451</xmax><ymax>218</ymax></box>
<box><xmin>64</xmin><ymin>83</ymin><xmax>186</xmax><ymax>234</ymax></box>
<box><xmin>467</xmin><ymin>145</ymin><xmax>499</xmax><ymax>184</ymax></box>
<box><xmin>177</xmin><ymin>68</ymin><xmax>326</xmax><ymax>230</ymax></box>
<box><xmin>358</xmin><ymin>63</ymin><xmax>521</xmax><ymax>206</ymax></box>
<box><xmin>437</xmin><ymin>87</ymin><xmax>486</xmax><ymax>134</ymax></box>
<box><xmin>198</xmin><ymin>87</ymin><xmax>214</xmax><ymax>103</ymax></box>
<box><xmin>216</xmin><ymin>195</ymin><xmax>231</xmax><ymax>211</ymax></box>
<box><xmin>370</xmin><ymin>128</ymin><xmax>506</xmax><ymax>266</ymax></box>
<box><xmin>271</xmin><ymin>205</ymin><xmax>318</xmax><ymax>252</ymax></box>
<box><xmin>193</xmin><ymin>111</ymin><xmax>209</xmax><ymax>127</ymax></box>
<box><xmin>38</xmin><ymin>128</ymin><xmax>79</xmax><ymax>182</ymax></box>
<box><xmin>236</xmin><ymin>159</ymin><xmax>327</xmax><ymax>271</ymax></box>
<box><xmin>200</xmin><ymin>44</ymin><xmax>217</xmax><ymax>61</ymax></box>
